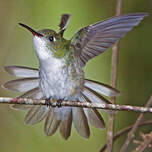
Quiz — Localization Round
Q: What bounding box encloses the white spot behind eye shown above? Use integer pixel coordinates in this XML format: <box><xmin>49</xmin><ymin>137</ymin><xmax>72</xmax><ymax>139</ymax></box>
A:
<box><xmin>54</xmin><ymin>37</ymin><xmax>57</xmax><ymax>42</ymax></box>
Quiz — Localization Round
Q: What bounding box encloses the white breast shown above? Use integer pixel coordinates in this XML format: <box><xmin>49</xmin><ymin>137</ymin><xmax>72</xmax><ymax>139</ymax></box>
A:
<box><xmin>39</xmin><ymin>57</ymin><xmax>80</xmax><ymax>100</ymax></box>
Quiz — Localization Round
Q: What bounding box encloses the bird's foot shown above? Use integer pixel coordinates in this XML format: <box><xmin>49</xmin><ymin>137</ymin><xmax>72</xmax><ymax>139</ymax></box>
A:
<box><xmin>45</xmin><ymin>98</ymin><xmax>62</xmax><ymax>108</ymax></box>
<box><xmin>56</xmin><ymin>99</ymin><xmax>62</xmax><ymax>108</ymax></box>
<box><xmin>45</xmin><ymin>98</ymin><xmax>53</xmax><ymax>108</ymax></box>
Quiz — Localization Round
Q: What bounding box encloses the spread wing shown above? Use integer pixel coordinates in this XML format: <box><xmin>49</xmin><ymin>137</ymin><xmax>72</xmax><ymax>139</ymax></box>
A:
<box><xmin>71</xmin><ymin>13</ymin><xmax>148</xmax><ymax>67</ymax></box>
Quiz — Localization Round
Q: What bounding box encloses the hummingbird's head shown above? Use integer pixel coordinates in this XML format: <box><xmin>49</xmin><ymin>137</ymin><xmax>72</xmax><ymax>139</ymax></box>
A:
<box><xmin>19</xmin><ymin>23</ymin><xmax>70</xmax><ymax>60</ymax></box>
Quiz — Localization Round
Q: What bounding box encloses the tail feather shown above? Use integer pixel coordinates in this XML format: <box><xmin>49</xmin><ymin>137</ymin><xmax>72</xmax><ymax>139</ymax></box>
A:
<box><xmin>59</xmin><ymin>110</ymin><xmax>72</xmax><ymax>140</ymax></box>
<box><xmin>81</xmin><ymin>94</ymin><xmax>105</xmax><ymax>129</ymax></box>
<box><xmin>10</xmin><ymin>87</ymin><xmax>43</xmax><ymax>110</ymax></box>
<box><xmin>4</xmin><ymin>66</ymin><xmax>39</xmax><ymax>78</ymax></box>
<box><xmin>72</xmin><ymin>107</ymin><xmax>90</xmax><ymax>138</ymax></box>
<box><xmin>85</xmin><ymin>79</ymin><xmax>120</xmax><ymax>97</ymax></box>
<box><xmin>44</xmin><ymin>108</ymin><xmax>61</xmax><ymax>136</ymax></box>
<box><xmin>24</xmin><ymin>105</ymin><xmax>49</xmax><ymax>125</ymax></box>
<box><xmin>83</xmin><ymin>86</ymin><xmax>111</xmax><ymax>104</ymax></box>
<box><xmin>86</xmin><ymin>108</ymin><xmax>105</xmax><ymax>129</ymax></box>
<box><xmin>2</xmin><ymin>78</ymin><xmax>39</xmax><ymax>92</ymax></box>
<box><xmin>82</xmin><ymin>87</ymin><xmax>115</xmax><ymax>113</ymax></box>
<box><xmin>2</xmin><ymin>66</ymin><xmax>121</xmax><ymax>138</ymax></box>
<box><xmin>11</xmin><ymin>104</ymin><xmax>30</xmax><ymax>111</ymax></box>
<box><xmin>18</xmin><ymin>87</ymin><xmax>43</xmax><ymax>99</ymax></box>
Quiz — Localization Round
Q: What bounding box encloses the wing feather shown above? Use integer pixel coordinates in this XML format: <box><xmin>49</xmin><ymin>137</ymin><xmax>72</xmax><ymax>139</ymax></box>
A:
<box><xmin>71</xmin><ymin>13</ymin><xmax>148</xmax><ymax>67</ymax></box>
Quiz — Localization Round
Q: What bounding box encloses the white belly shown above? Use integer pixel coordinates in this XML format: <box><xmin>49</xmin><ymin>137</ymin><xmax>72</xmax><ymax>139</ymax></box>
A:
<box><xmin>39</xmin><ymin>57</ymin><xmax>83</xmax><ymax>100</ymax></box>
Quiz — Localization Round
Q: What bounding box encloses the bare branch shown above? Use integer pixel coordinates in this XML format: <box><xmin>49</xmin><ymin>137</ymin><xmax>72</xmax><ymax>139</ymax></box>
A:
<box><xmin>1</xmin><ymin>96</ymin><xmax>152</xmax><ymax>113</ymax></box>
<box><xmin>107</xmin><ymin>0</ymin><xmax>122</xmax><ymax>151</ymax></box>
<box><xmin>120</xmin><ymin>96</ymin><xmax>152</xmax><ymax>152</ymax></box>
<box><xmin>99</xmin><ymin>120</ymin><xmax>152</xmax><ymax>152</ymax></box>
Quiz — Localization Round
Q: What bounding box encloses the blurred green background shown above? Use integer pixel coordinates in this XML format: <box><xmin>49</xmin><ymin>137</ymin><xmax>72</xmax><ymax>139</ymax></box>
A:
<box><xmin>0</xmin><ymin>0</ymin><xmax>152</xmax><ymax>151</ymax></box>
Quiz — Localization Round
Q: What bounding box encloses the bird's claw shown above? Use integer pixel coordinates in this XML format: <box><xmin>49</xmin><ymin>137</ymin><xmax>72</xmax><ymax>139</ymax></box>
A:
<box><xmin>45</xmin><ymin>98</ymin><xmax>62</xmax><ymax>108</ymax></box>
<box><xmin>45</xmin><ymin>98</ymin><xmax>52</xmax><ymax>108</ymax></box>
<box><xmin>56</xmin><ymin>100</ymin><xmax>62</xmax><ymax>108</ymax></box>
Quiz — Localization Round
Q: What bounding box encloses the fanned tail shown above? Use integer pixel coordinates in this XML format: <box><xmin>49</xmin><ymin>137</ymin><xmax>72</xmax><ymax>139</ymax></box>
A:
<box><xmin>2</xmin><ymin>66</ymin><xmax>120</xmax><ymax>139</ymax></box>
<box><xmin>83</xmin><ymin>79</ymin><xmax>120</xmax><ymax>114</ymax></box>
<box><xmin>2</xmin><ymin>66</ymin><xmax>75</xmax><ymax>139</ymax></box>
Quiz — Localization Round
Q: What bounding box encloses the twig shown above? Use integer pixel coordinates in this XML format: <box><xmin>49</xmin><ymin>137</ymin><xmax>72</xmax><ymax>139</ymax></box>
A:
<box><xmin>107</xmin><ymin>0</ymin><xmax>122</xmax><ymax>151</ymax></box>
<box><xmin>99</xmin><ymin>120</ymin><xmax>152</xmax><ymax>152</ymax></box>
<box><xmin>120</xmin><ymin>96</ymin><xmax>152</xmax><ymax>152</ymax></box>
<box><xmin>133</xmin><ymin>132</ymin><xmax>152</xmax><ymax>152</ymax></box>
<box><xmin>1</xmin><ymin>97</ymin><xmax>152</xmax><ymax>113</ymax></box>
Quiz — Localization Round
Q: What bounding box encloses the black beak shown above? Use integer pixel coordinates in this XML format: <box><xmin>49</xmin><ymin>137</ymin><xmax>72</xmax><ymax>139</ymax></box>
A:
<box><xmin>19</xmin><ymin>23</ymin><xmax>43</xmax><ymax>37</ymax></box>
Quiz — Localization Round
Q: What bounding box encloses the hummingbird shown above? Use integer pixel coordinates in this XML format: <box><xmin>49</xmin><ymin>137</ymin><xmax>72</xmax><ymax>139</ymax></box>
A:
<box><xmin>2</xmin><ymin>13</ymin><xmax>148</xmax><ymax>139</ymax></box>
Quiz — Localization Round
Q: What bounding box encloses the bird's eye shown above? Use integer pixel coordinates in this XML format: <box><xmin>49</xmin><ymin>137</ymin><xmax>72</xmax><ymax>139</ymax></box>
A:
<box><xmin>49</xmin><ymin>36</ymin><xmax>56</xmax><ymax>42</ymax></box>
